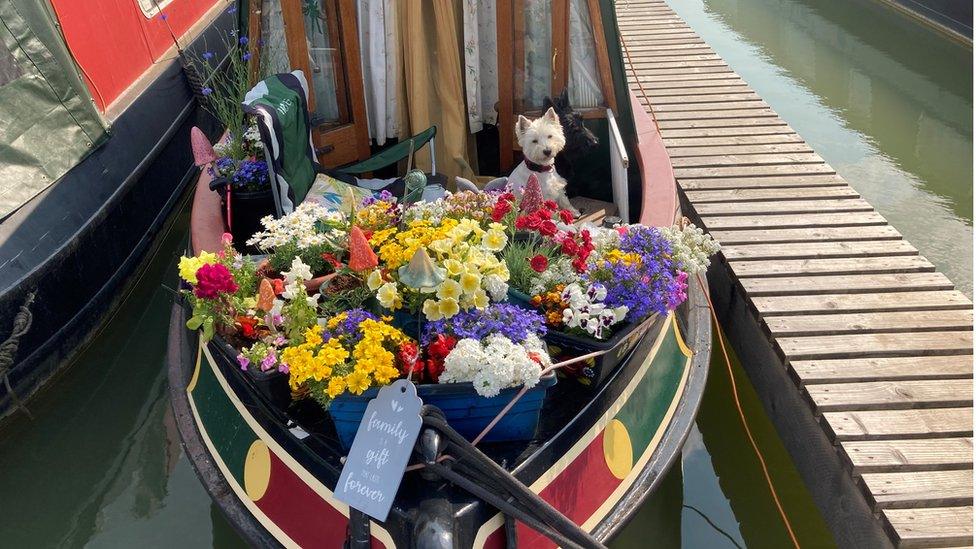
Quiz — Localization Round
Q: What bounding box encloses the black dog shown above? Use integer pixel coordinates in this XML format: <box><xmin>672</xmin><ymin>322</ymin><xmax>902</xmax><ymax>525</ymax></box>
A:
<box><xmin>543</xmin><ymin>90</ymin><xmax>599</xmax><ymax>188</ymax></box>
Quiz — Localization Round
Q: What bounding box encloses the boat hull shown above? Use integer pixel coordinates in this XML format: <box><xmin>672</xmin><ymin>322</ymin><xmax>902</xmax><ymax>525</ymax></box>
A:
<box><xmin>166</xmin><ymin>275</ymin><xmax>710</xmax><ymax>547</ymax></box>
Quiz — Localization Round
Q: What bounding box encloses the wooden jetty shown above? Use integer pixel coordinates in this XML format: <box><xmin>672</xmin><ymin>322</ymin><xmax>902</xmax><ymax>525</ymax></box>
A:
<box><xmin>616</xmin><ymin>1</ymin><xmax>974</xmax><ymax>547</ymax></box>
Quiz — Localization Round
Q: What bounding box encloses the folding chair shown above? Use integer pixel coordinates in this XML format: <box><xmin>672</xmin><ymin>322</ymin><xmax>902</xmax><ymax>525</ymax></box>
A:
<box><xmin>243</xmin><ymin>70</ymin><xmax>437</xmax><ymax>216</ymax></box>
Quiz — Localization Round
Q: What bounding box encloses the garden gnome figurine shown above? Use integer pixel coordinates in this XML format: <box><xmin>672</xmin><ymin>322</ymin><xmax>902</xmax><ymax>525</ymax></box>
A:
<box><xmin>347</xmin><ymin>226</ymin><xmax>378</xmax><ymax>272</ymax></box>
<box><xmin>398</xmin><ymin>248</ymin><xmax>445</xmax><ymax>290</ymax></box>
<box><xmin>190</xmin><ymin>126</ymin><xmax>217</xmax><ymax>166</ymax></box>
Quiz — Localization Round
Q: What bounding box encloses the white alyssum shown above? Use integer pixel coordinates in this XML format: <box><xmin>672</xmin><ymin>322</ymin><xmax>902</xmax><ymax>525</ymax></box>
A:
<box><xmin>660</xmin><ymin>223</ymin><xmax>720</xmax><ymax>275</ymax></box>
<box><xmin>440</xmin><ymin>334</ymin><xmax>549</xmax><ymax>397</ymax></box>
<box><xmin>528</xmin><ymin>256</ymin><xmax>581</xmax><ymax>296</ymax></box>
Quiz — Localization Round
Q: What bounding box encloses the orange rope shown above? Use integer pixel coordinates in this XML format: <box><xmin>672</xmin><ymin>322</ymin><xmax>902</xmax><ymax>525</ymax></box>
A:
<box><xmin>697</xmin><ymin>273</ymin><xmax>801</xmax><ymax>549</ymax></box>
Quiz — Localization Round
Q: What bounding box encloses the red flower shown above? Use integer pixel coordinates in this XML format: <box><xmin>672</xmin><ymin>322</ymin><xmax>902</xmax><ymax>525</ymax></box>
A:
<box><xmin>530</xmin><ymin>254</ymin><xmax>549</xmax><ymax>272</ymax></box>
<box><xmin>425</xmin><ymin>335</ymin><xmax>457</xmax><ymax>382</ymax></box>
<box><xmin>321</xmin><ymin>253</ymin><xmax>343</xmax><ymax>269</ymax></box>
<box><xmin>559</xmin><ymin>209</ymin><xmax>574</xmax><ymax>224</ymax></box>
<box><xmin>543</xmin><ymin>200</ymin><xmax>558</xmax><ymax>210</ymax></box>
<box><xmin>560</xmin><ymin>238</ymin><xmax>579</xmax><ymax>256</ymax></box>
<box><xmin>491</xmin><ymin>199</ymin><xmax>512</xmax><ymax>222</ymax></box>
<box><xmin>271</xmin><ymin>278</ymin><xmax>285</xmax><ymax>295</ymax></box>
<box><xmin>571</xmin><ymin>256</ymin><xmax>587</xmax><ymax>273</ymax></box>
<box><xmin>581</xmin><ymin>229</ymin><xmax>593</xmax><ymax>246</ymax></box>
<box><xmin>535</xmin><ymin>208</ymin><xmax>551</xmax><ymax>221</ymax></box>
<box><xmin>236</xmin><ymin>316</ymin><xmax>259</xmax><ymax>339</ymax></box>
<box><xmin>194</xmin><ymin>263</ymin><xmax>238</xmax><ymax>299</ymax></box>
<box><xmin>539</xmin><ymin>220</ymin><xmax>557</xmax><ymax>237</ymax></box>
<box><xmin>397</xmin><ymin>342</ymin><xmax>423</xmax><ymax>377</ymax></box>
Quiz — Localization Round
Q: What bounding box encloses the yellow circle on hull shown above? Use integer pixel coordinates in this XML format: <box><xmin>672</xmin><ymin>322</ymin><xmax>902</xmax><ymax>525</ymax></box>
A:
<box><xmin>244</xmin><ymin>439</ymin><xmax>272</xmax><ymax>501</ymax></box>
<box><xmin>603</xmin><ymin>419</ymin><xmax>633</xmax><ymax>480</ymax></box>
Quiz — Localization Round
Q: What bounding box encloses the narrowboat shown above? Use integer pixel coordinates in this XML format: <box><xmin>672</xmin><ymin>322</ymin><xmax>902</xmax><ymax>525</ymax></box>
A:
<box><xmin>167</xmin><ymin>1</ymin><xmax>713</xmax><ymax>546</ymax></box>
<box><xmin>0</xmin><ymin>0</ymin><xmax>234</xmax><ymax>419</ymax></box>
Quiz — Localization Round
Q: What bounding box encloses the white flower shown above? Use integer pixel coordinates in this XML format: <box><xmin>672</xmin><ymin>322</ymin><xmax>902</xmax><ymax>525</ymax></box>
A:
<box><xmin>440</xmin><ymin>335</ymin><xmax>544</xmax><ymax>398</ymax></box>
<box><xmin>283</xmin><ymin>256</ymin><xmax>313</xmax><ymax>284</ymax></box>
<box><xmin>484</xmin><ymin>274</ymin><xmax>509</xmax><ymax>302</ymax></box>
<box><xmin>660</xmin><ymin>223</ymin><xmax>720</xmax><ymax>275</ymax></box>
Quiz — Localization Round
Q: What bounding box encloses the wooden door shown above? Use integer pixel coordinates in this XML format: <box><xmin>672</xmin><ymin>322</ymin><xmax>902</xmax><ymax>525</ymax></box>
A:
<box><xmin>279</xmin><ymin>0</ymin><xmax>370</xmax><ymax>167</ymax></box>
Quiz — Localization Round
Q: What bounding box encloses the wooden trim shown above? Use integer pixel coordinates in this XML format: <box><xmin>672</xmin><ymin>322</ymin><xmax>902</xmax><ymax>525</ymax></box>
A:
<box><xmin>512</xmin><ymin>0</ymin><xmax>526</xmax><ymax>114</ymax></box>
<box><xmin>323</xmin><ymin>0</ymin><xmax>351</xmax><ymax>125</ymax></box>
<box><xmin>496</xmin><ymin>0</ymin><xmax>515</xmax><ymax>170</ymax></box>
<box><xmin>334</xmin><ymin>0</ymin><xmax>370</xmax><ymax>162</ymax></box>
<box><xmin>247</xmin><ymin>2</ymin><xmax>263</xmax><ymax>85</ymax></box>
<box><xmin>281</xmin><ymin>0</ymin><xmax>315</xmax><ymax>112</ymax></box>
<box><xmin>521</xmin><ymin>106</ymin><xmax>607</xmax><ymax>119</ymax></box>
<box><xmin>551</xmin><ymin>0</ymin><xmax>570</xmax><ymax>96</ymax></box>
<box><xmin>587</xmin><ymin>0</ymin><xmax>617</xmax><ymax>113</ymax></box>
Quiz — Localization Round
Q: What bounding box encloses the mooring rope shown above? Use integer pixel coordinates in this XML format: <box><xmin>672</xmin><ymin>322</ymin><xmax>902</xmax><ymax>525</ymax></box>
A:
<box><xmin>0</xmin><ymin>292</ymin><xmax>36</xmax><ymax>420</ymax></box>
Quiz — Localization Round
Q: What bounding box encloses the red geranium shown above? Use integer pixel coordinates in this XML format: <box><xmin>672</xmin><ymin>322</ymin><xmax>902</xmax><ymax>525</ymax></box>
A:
<box><xmin>559</xmin><ymin>209</ymin><xmax>575</xmax><ymax>224</ymax></box>
<box><xmin>236</xmin><ymin>316</ymin><xmax>259</xmax><ymax>339</ymax></box>
<box><xmin>397</xmin><ymin>342</ymin><xmax>424</xmax><ymax>378</ymax></box>
<box><xmin>561</xmin><ymin>238</ymin><xmax>579</xmax><ymax>255</ymax></box>
<box><xmin>425</xmin><ymin>334</ymin><xmax>457</xmax><ymax>382</ymax></box>
<box><xmin>539</xmin><ymin>220</ymin><xmax>557</xmax><ymax>237</ymax></box>
<box><xmin>530</xmin><ymin>254</ymin><xmax>549</xmax><ymax>272</ymax></box>
<box><xmin>194</xmin><ymin>263</ymin><xmax>238</xmax><ymax>299</ymax></box>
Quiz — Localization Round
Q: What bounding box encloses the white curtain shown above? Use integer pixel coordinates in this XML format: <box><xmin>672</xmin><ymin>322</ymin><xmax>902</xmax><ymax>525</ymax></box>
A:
<box><xmin>357</xmin><ymin>0</ymin><xmax>399</xmax><ymax>145</ymax></box>
<box><xmin>569</xmin><ymin>0</ymin><xmax>605</xmax><ymax>108</ymax></box>
<box><xmin>523</xmin><ymin>0</ymin><xmax>552</xmax><ymax>109</ymax></box>
<box><xmin>260</xmin><ymin>0</ymin><xmax>290</xmax><ymax>76</ymax></box>
<box><xmin>462</xmin><ymin>0</ymin><xmax>499</xmax><ymax>134</ymax></box>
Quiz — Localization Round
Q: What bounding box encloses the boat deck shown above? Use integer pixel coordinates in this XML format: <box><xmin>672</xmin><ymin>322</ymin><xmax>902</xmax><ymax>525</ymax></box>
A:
<box><xmin>617</xmin><ymin>1</ymin><xmax>974</xmax><ymax>547</ymax></box>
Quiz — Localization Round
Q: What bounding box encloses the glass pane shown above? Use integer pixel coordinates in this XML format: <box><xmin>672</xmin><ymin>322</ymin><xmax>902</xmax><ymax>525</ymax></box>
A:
<box><xmin>303</xmin><ymin>0</ymin><xmax>343</xmax><ymax>125</ymax></box>
<box><xmin>568</xmin><ymin>0</ymin><xmax>605</xmax><ymax>108</ymax></box>
<box><xmin>523</xmin><ymin>0</ymin><xmax>552</xmax><ymax>109</ymax></box>
<box><xmin>260</xmin><ymin>0</ymin><xmax>291</xmax><ymax>75</ymax></box>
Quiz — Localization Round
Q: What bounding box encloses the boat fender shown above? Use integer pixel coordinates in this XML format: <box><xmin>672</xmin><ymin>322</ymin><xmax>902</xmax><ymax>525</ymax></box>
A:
<box><xmin>413</xmin><ymin>498</ymin><xmax>455</xmax><ymax>549</ymax></box>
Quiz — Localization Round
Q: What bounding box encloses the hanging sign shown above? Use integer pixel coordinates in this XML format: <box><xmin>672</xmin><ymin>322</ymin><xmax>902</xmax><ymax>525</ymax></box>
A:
<box><xmin>335</xmin><ymin>379</ymin><xmax>423</xmax><ymax>522</ymax></box>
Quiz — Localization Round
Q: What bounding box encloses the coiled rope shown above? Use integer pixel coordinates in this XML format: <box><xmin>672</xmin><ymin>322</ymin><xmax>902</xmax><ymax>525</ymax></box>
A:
<box><xmin>0</xmin><ymin>292</ymin><xmax>36</xmax><ymax>419</ymax></box>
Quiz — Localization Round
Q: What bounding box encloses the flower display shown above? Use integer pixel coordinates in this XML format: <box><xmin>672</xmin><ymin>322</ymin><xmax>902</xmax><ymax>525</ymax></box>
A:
<box><xmin>402</xmin><ymin>190</ymin><xmax>499</xmax><ymax>226</ymax></box>
<box><xmin>367</xmin><ymin>218</ymin><xmax>510</xmax><ymax>320</ymax></box>
<box><xmin>282</xmin><ymin>309</ymin><xmax>413</xmax><ymax>406</ymax></box>
<box><xmin>440</xmin><ymin>334</ymin><xmax>549</xmax><ymax>398</ymax></box>
<box><xmin>247</xmin><ymin>202</ymin><xmax>348</xmax><ymax>274</ymax></box>
<box><xmin>355</xmin><ymin>191</ymin><xmax>402</xmax><ymax>231</ymax></box>
<box><xmin>559</xmin><ymin>283</ymin><xmax>629</xmax><ymax>340</ymax></box>
<box><xmin>660</xmin><ymin>223</ymin><xmax>721</xmax><ymax>275</ymax></box>
<box><xmin>194</xmin><ymin>263</ymin><xmax>238</xmax><ymax>299</ymax></box>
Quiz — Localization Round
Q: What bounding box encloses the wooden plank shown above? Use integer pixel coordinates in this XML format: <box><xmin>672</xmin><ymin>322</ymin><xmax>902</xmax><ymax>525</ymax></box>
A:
<box><xmin>861</xmin><ymin>470</ymin><xmax>972</xmax><ymax>509</ymax></box>
<box><xmin>740</xmin><ymin>272</ymin><xmax>953</xmax><ymax>296</ymax></box>
<box><xmin>655</xmin><ymin>109</ymin><xmax>779</xmax><ymax>122</ymax></box>
<box><xmin>724</xmin><ymin>240</ymin><xmax>918</xmax><ymax>261</ymax></box>
<box><xmin>586</xmin><ymin>0</ymin><xmax>617</xmax><ymax>112</ymax></box>
<box><xmin>804</xmin><ymin>379</ymin><xmax>973</xmax><ymax>410</ymax></box>
<box><xmin>669</xmin><ymin>143</ymin><xmax>813</xmax><ymax>157</ymax></box>
<box><xmin>702</xmin><ymin>211</ymin><xmax>888</xmax><ymax>230</ymax></box>
<box><xmin>843</xmin><ymin>439</ymin><xmax>973</xmax><ymax>473</ymax></box>
<box><xmin>674</xmin><ymin>163</ymin><xmax>835</xmax><ymax>178</ymax></box>
<box><xmin>753</xmin><ymin>291</ymin><xmax>973</xmax><ymax>315</ymax></box>
<box><xmin>884</xmin><ymin>507</ymin><xmax>974</xmax><ymax>548</ymax></box>
<box><xmin>622</xmin><ymin>43</ymin><xmax>712</xmax><ymax>54</ymax></box>
<box><xmin>732</xmin><ymin>256</ymin><xmax>933</xmax><ymax>277</ymax></box>
<box><xmin>671</xmin><ymin>152</ymin><xmax>824</xmax><ymax>167</ymax></box>
<box><xmin>709</xmin><ymin>226</ymin><xmax>904</xmax><ymax>244</ymax></box>
<box><xmin>629</xmin><ymin>60</ymin><xmax>730</xmax><ymax>71</ymax></box>
<box><xmin>824</xmin><ymin>408</ymin><xmax>973</xmax><ymax>441</ymax></box>
<box><xmin>781</xmin><ymin>331</ymin><xmax>973</xmax><ymax>361</ymax></box>
<box><xmin>663</xmin><ymin>125</ymin><xmax>801</xmax><ymax>138</ymax></box>
<box><xmin>665</xmin><ymin>134</ymin><xmax>807</xmax><ymax>147</ymax></box>
<box><xmin>658</xmin><ymin>117</ymin><xmax>791</xmax><ymax>130</ymax></box>
<box><xmin>686</xmin><ymin>186</ymin><xmax>858</xmax><ymax>202</ymax></box>
<box><xmin>768</xmin><ymin>310</ymin><xmax>972</xmax><ymax>336</ymax></box>
<box><xmin>628</xmin><ymin>54</ymin><xmax>723</xmax><ymax>64</ymax></box>
<box><xmin>551</xmin><ymin>0</ymin><xmax>570</xmax><ymax>95</ymax></box>
<box><xmin>680</xmin><ymin>174</ymin><xmax>851</xmax><ymax>190</ymax></box>
<box><xmin>792</xmin><ymin>356</ymin><xmax>974</xmax><ymax>384</ymax></box>
<box><xmin>697</xmin><ymin>198</ymin><xmax>873</xmax><ymax>216</ymax></box>
<box><xmin>644</xmin><ymin>94</ymin><xmax>766</xmax><ymax>107</ymax></box>
<box><xmin>496</xmin><ymin>0</ymin><xmax>514</xmax><ymax>170</ymax></box>
<box><xmin>636</xmin><ymin>84</ymin><xmax>754</xmax><ymax>97</ymax></box>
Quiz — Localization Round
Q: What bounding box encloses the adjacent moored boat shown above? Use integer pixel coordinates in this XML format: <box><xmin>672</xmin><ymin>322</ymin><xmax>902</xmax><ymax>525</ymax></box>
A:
<box><xmin>166</xmin><ymin>1</ymin><xmax>712</xmax><ymax>545</ymax></box>
<box><xmin>0</xmin><ymin>0</ymin><xmax>231</xmax><ymax>419</ymax></box>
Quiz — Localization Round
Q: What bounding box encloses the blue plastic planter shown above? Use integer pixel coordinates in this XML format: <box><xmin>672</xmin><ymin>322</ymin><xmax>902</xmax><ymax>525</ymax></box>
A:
<box><xmin>329</xmin><ymin>374</ymin><xmax>557</xmax><ymax>451</ymax></box>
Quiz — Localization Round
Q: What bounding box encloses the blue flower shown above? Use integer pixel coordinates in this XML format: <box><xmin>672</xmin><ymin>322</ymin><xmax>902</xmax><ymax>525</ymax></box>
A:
<box><xmin>239</xmin><ymin>36</ymin><xmax>249</xmax><ymax>46</ymax></box>
<box><xmin>421</xmin><ymin>304</ymin><xmax>546</xmax><ymax>347</ymax></box>
<box><xmin>201</xmin><ymin>87</ymin><xmax>213</xmax><ymax>96</ymax></box>
<box><xmin>227</xmin><ymin>6</ymin><xmax>237</xmax><ymax>14</ymax></box>
<box><xmin>242</xmin><ymin>52</ymin><xmax>252</xmax><ymax>62</ymax></box>
<box><xmin>202</xmin><ymin>51</ymin><xmax>215</xmax><ymax>60</ymax></box>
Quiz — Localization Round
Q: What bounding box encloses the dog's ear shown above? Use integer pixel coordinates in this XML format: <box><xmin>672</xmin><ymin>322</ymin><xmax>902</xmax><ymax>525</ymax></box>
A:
<box><xmin>543</xmin><ymin>107</ymin><xmax>559</xmax><ymax>123</ymax></box>
<box><xmin>557</xmin><ymin>89</ymin><xmax>569</xmax><ymax>108</ymax></box>
<box><xmin>516</xmin><ymin>115</ymin><xmax>532</xmax><ymax>137</ymax></box>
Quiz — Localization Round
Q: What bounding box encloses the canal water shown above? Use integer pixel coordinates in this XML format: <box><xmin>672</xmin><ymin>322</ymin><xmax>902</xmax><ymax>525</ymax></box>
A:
<box><xmin>0</xmin><ymin>0</ymin><xmax>969</xmax><ymax>546</ymax></box>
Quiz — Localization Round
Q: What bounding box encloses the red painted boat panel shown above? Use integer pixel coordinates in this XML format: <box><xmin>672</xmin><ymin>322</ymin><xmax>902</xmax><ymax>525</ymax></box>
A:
<box><xmin>50</xmin><ymin>0</ymin><xmax>219</xmax><ymax>110</ymax></box>
<box><xmin>631</xmin><ymin>92</ymin><xmax>679</xmax><ymax>227</ymax></box>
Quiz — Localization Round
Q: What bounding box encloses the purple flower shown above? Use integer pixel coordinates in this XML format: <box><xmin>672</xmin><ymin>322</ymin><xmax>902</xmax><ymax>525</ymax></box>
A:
<box><xmin>278</xmin><ymin>363</ymin><xmax>289</xmax><ymax>374</ymax></box>
<box><xmin>227</xmin><ymin>6</ymin><xmax>237</xmax><ymax>14</ymax></box>
<box><xmin>201</xmin><ymin>87</ymin><xmax>213</xmax><ymax>96</ymax></box>
<box><xmin>239</xmin><ymin>36</ymin><xmax>249</xmax><ymax>46</ymax></box>
<box><xmin>242</xmin><ymin>52</ymin><xmax>252</xmax><ymax>62</ymax></box>
<box><xmin>422</xmin><ymin>304</ymin><xmax>546</xmax><ymax>347</ymax></box>
<box><xmin>236</xmin><ymin>354</ymin><xmax>250</xmax><ymax>370</ymax></box>
<box><xmin>260</xmin><ymin>350</ymin><xmax>277</xmax><ymax>372</ymax></box>
<box><xmin>202</xmin><ymin>51</ymin><xmax>215</xmax><ymax>60</ymax></box>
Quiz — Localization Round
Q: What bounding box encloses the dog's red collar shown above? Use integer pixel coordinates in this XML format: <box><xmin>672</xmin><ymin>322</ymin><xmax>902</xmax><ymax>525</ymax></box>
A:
<box><xmin>524</xmin><ymin>159</ymin><xmax>554</xmax><ymax>173</ymax></box>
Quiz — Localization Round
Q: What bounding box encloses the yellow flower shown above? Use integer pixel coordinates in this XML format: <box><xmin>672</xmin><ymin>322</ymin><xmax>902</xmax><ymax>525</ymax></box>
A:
<box><xmin>460</xmin><ymin>271</ymin><xmax>481</xmax><ymax>295</ymax></box>
<box><xmin>367</xmin><ymin>269</ymin><xmax>384</xmax><ymax>291</ymax></box>
<box><xmin>473</xmin><ymin>289</ymin><xmax>490</xmax><ymax>309</ymax></box>
<box><xmin>443</xmin><ymin>259</ymin><xmax>464</xmax><ymax>277</ymax></box>
<box><xmin>438</xmin><ymin>298</ymin><xmax>460</xmax><ymax>318</ymax></box>
<box><xmin>423</xmin><ymin>299</ymin><xmax>443</xmax><ymax>321</ymax></box>
<box><xmin>483</xmin><ymin>229</ymin><xmax>507</xmax><ymax>252</ymax></box>
<box><xmin>177</xmin><ymin>251</ymin><xmax>217</xmax><ymax>284</ymax></box>
<box><xmin>304</xmin><ymin>325</ymin><xmax>324</xmax><ymax>346</ymax></box>
<box><xmin>326</xmin><ymin>376</ymin><xmax>346</xmax><ymax>398</ymax></box>
<box><xmin>373</xmin><ymin>365</ymin><xmax>400</xmax><ymax>385</ymax></box>
<box><xmin>436</xmin><ymin>279</ymin><xmax>462</xmax><ymax>301</ymax></box>
<box><xmin>345</xmin><ymin>371</ymin><xmax>371</xmax><ymax>395</ymax></box>
<box><xmin>377</xmin><ymin>282</ymin><xmax>402</xmax><ymax>310</ymax></box>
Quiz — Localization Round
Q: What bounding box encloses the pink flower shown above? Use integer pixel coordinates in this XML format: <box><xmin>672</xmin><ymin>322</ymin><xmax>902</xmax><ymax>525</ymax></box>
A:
<box><xmin>194</xmin><ymin>263</ymin><xmax>238</xmax><ymax>299</ymax></box>
<box><xmin>221</xmin><ymin>232</ymin><xmax>233</xmax><ymax>246</ymax></box>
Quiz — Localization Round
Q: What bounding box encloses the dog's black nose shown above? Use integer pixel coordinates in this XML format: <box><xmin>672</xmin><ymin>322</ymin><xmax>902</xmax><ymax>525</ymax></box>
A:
<box><xmin>543</xmin><ymin>149</ymin><xmax>552</xmax><ymax>156</ymax></box>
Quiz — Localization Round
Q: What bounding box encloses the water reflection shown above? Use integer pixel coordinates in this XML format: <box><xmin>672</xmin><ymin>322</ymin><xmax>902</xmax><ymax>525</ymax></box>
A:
<box><xmin>662</xmin><ymin>0</ymin><xmax>973</xmax><ymax>295</ymax></box>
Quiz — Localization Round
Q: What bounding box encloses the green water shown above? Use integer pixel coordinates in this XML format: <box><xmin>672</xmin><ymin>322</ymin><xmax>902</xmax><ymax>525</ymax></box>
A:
<box><xmin>0</xmin><ymin>0</ymin><xmax>969</xmax><ymax>546</ymax></box>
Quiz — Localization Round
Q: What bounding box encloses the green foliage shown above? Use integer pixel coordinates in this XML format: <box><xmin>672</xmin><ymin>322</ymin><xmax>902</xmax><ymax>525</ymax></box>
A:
<box><xmin>502</xmin><ymin>237</ymin><xmax>558</xmax><ymax>294</ymax></box>
<box><xmin>268</xmin><ymin>242</ymin><xmax>332</xmax><ymax>275</ymax></box>
<box><xmin>186</xmin><ymin>31</ymin><xmax>252</xmax><ymax>156</ymax></box>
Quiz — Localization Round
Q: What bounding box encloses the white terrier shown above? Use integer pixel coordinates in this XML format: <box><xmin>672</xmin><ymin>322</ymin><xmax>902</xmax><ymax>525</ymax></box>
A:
<box><xmin>456</xmin><ymin>107</ymin><xmax>579</xmax><ymax>216</ymax></box>
<box><xmin>509</xmin><ymin>107</ymin><xmax>579</xmax><ymax>216</ymax></box>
